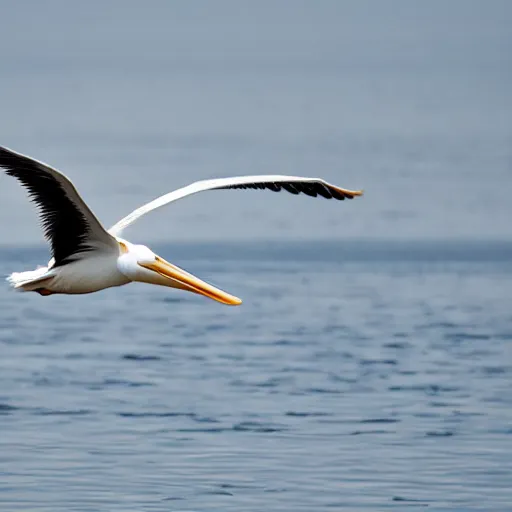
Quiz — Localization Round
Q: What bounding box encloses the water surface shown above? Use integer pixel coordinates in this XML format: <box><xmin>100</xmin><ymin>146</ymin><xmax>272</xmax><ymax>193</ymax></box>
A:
<box><xmin>0</xmin><ymin>241</ymin><xmax>511</xmax><ymax>511</ymax></box>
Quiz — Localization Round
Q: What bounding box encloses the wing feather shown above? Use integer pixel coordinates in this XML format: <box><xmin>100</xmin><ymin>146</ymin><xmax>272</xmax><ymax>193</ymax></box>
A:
<box><xmin>109</xmin><ymin>175</ymin><xmax>363</xmax><ymax>237</ymax></box>
<box><xmin>0</xmin><ymin>145</ymin><xmax>118</xmax><ymax>265</ymax></box>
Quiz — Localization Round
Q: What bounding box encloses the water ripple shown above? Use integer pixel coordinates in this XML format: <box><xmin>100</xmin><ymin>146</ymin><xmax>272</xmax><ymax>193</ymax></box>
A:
<box><xmin>0</xmin><ymin>250</ymin><xmax>511</xmax><ymax>510</ymax></box>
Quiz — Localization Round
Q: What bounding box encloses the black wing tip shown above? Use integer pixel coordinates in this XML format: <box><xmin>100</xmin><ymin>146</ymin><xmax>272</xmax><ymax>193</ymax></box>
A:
<box><xmin>0</xmin><ymin>144</ymin><xmax>95</xmax><ymax>265</ymax></box>
<box><xmin>0</xmin><ymin>145</ymin><xmax>34</xmax><ymax>174</ymax></box>
<box><xmin>218</xmin><ymin>181</ymin><xmax>364</xmax><ymax>201</ymax></box>
<box><xmin>0</xmin><ymin>144</ymin><xmax>24</xmax><ymax>161</ymax></box>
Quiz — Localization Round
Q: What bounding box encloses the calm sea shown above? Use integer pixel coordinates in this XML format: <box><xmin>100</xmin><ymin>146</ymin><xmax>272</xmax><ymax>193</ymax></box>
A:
<box><xmin>0</xmin><ymin>241</ymin><xmax>511</xmax><ymax>511</ymax></box>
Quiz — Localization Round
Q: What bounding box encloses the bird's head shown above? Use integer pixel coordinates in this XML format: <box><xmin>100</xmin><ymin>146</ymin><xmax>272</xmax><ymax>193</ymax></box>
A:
<box><xmin>116</xmin><ymin>240</ymin><xmax>242</xmax><ymax>306</ymax></box>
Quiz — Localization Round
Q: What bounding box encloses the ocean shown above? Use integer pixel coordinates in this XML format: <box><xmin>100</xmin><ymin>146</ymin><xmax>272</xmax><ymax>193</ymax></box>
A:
<box><xmin>0</xmin><ymin>241</ymin><xmax>511</xmax><ymax>511</ymax></box>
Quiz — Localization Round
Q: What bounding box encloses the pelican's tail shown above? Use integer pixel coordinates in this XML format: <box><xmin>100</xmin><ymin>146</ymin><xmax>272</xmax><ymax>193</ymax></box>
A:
<box><xmin>7</xmin><ymin>266</ymin><xmax>53</xmax><ymax>291</ymax></box>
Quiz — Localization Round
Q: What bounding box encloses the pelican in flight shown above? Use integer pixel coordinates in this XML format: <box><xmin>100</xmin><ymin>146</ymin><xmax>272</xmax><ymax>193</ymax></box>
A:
<box><xmin>0</xmin><ymin>145</ymin><xmax>363</xmax><ymax>305</ymax></box>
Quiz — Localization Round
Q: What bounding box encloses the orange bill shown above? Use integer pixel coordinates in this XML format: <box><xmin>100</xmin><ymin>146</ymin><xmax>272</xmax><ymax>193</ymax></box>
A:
<box><xmin>140</xmin><ymin>256</ymin><xmax>242</xmax><ymax>306</ymax></box>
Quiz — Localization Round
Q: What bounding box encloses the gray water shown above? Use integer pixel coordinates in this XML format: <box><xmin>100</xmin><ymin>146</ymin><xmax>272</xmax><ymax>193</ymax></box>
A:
<box><xmin>0</xmin><ymin>1</ymin><xmax>511</xmax><ymax>510</ymax></box>
<box><xmin>1</xmin><ymin>242</ymin><xmax>511</xmax><ymax>511</ymax></box>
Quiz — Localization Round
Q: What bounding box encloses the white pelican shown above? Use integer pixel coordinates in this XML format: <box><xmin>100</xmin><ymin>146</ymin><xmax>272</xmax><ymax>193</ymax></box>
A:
<box><xmin>0</xmin><ymin>145</ymin><xmax>363</xmax><ymax>305</ymax></box>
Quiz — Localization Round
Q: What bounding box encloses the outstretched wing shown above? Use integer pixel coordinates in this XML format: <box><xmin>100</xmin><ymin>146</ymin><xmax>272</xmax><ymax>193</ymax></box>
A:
<box><xmin>0</xmin><ymin>145</ymin><xmax>118</xmax><ymax>266</ymax></box>
<box><xmin>109</xmin><ymin>175</ymin><xmax>363</xmax><ymax>237</ymax></box>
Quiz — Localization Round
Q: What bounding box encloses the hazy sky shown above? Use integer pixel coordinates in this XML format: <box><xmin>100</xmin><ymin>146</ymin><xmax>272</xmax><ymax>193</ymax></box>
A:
<box><xmin>0</xmin><ymin>1</ymin><xmax>510</xmax><ymax>246</ymax></box>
